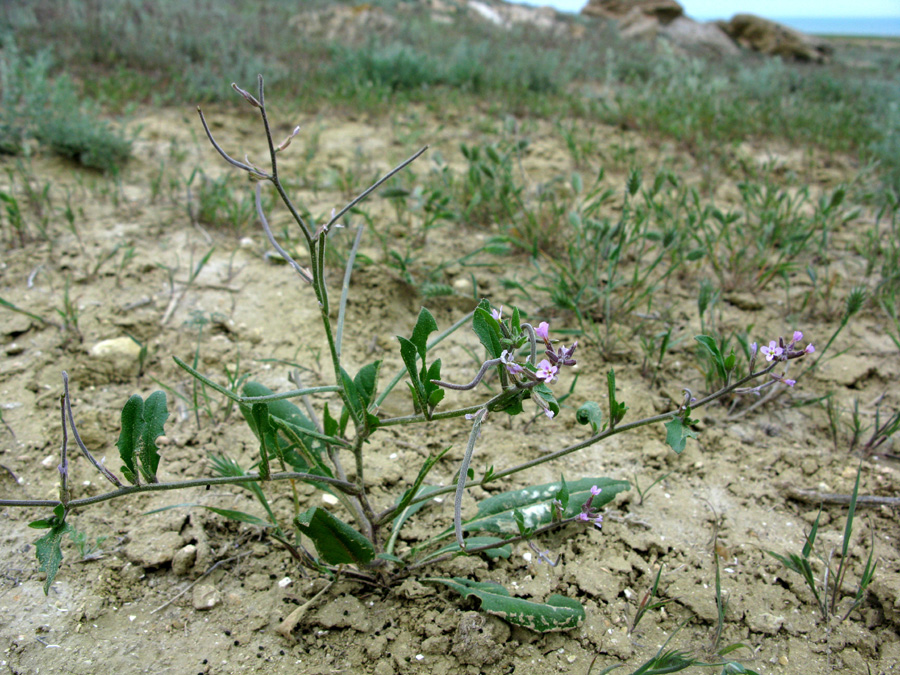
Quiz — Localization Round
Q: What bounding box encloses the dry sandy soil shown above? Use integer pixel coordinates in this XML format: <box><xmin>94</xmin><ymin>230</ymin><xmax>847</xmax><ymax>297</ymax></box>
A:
<box><xmin>1</xmin><ymin>99</ymin><xmax>899</xmax><ymax>674</ymax></box>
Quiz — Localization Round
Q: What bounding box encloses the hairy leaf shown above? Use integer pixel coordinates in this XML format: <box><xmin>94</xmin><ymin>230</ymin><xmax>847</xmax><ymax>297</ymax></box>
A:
<box><xmin>295</xmin><ymin>506</ymin><xmax>374</xmax><ymax>566</ymax></box>
<box><xmin>443</xmin><ymin>477</ymin><xmax>629</xmax><ymax>536</ymax></box>
<box><xmin>424</xmin><ymin>577</ymin><xmax>584</xmax><ymax>632</ymax></box>
<box><xmin>576</xmin><ymin>401</ymin><xmax>604</xmax><ymax>433</ymax></box>
<box><xmin>664</xmin><ymin>417</ymin><xmax>698</xmax><ymax>454</ymax></box>
<box><xmin>34</xmin><ymin>515</ymin><xmax>73</xmax><ymax>595</ymax></box>
<box><xmin>472</xmin><ymin>307</ymin><xmax>502</xmax><ymax>359</ymax></box>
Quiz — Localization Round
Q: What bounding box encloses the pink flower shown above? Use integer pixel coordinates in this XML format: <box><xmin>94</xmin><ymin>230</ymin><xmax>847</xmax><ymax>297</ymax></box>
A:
<box><xmin>577</xmin><ymin>513</ymin><xmax>590</xmax><ymax>522</ymax></box>
<box><xmin>535</xmin><ymin>321</ymin><xmax>550</xmax><ymax>342</ymax></box>
<box><xmin>792</xmin><ymin>331</ymin><xmax>803</xmax><ymax>343</ymax></box>
<box><xmin>544</xmin><ymin>409</ymin><xmax>555</xmax><ymax>419</ymax></box>
<box><xmin>535</xmin><ymin>359</ymin><xmax>558</xmax><ymax>383</ymax></box>
<box><xmin>491</xmin><ymin>306</ymin><xmax>503</xmax><ymax>321</ymax></box>
<box><xmin>760</xmin><ymin>341</ymin><xmax>783</xmax><ymax>361</ymax></box>
<box><xmin>805</xmin><ymin>344</ymin><xmax>815</xmax><ymax>354</ymax></box>
<box><xmin>590</xmin><ymin>485</ymin><xmax>602</xmax><ymax>496</ymax></box>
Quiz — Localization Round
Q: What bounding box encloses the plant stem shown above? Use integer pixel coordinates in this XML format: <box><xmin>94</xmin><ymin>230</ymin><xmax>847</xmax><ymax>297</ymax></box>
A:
<box><xmin>0</xmin><ymin>471</ymin><xmax>361</xmax><ymax>510</ymax></box>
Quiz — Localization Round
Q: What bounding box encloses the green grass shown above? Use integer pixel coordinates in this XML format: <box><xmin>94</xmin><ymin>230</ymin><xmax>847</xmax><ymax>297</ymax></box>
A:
<box><xmin>5</xmin><ymin>0</ymin><xmax>898</xmax><ymax>190</ymax></box>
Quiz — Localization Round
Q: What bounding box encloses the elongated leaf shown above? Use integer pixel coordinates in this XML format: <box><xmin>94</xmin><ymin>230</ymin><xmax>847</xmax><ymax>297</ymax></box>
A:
<box><xmin>295</xmin><ymin>506</ymin><xmax>375</xmax><ymax>566</ymax></box>
<box><xmin>35</xmin><ymin>518</ymin><xmax>73</xmax><ymax>594</ymax></box>
<box><xmin>397</xmin><ymin>336</ymin><xmax>424</xmax><ymax>407</ymax></box>
<box><xmin>117</xmin><ymin>395</ymin><xmax>143</xmax><ymax>484</ymax></box>
<box><xmin>472</xmin><ymin>307</ymin><xmax>502</xmax><ymax>359</ymax></box>
<box><xmin>442</xmin><ymin>477</ymin><xmax>629</xmax><ymax>537</ymax></box>
<box><xmin>607</xmin><ymin>370</ymin><xmax>627</xmax><ymax>427</ymax></box>
<box><xmin>240</xmin><ymin>382</ymin><xmax>330</xmax><ymax>468</ymax></box>
<box><xmin>145</xmin><ymin>503</ymin><xmax>275</xmax><ymax>528</ymax></box>
<box><xmin>242</xmin><ymin>382</ymin><xmax>316</xmax><ymax>433</ymax></box>
<box><xmin>353</xmin><ymin>360</ymin><xmax>382</xmax><ymax>409</ymax></box>
<box><xmin>695</xmin><ymin>335</ymin><xmax>726</xmax><ymax>381</ymax></box>
<box><xmin>139</xmin><ymin>391</ymin><xmax>168</xmax><ymax>482</ymax></box>
<box><xmin>251</xmin><ymin>403</ymin><xmax>272</xmax><ymax>479</ymax></box>
<box><xmin>424</xmin><ymin>577</ymin><xmax>584</xmax><ymax>632</ymax></box>
<box><xmin>532</xmin><ymin>382</ymin><xmax>559</xmax><ymax>418</ymax></box>
<box><xmin>419</xmin><ymin>536</ymin><xmax>511</xmax><ymax>563</ymax></box>
<box><xmin>410</xmin><ymin>307</ymin><xmax>438</xmax><ymax>359</ymax></box>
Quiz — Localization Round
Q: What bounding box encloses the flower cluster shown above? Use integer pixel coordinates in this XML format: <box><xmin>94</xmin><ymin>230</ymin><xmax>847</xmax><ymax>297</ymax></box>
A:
<box><xmin>523</xmin><ymin>320</ymin><xmax>578</xmax><ymax>385</ymax></box>
<box><xmin>754</xmin><ymin>331</ymin><xmax>815</xmax><ymax>364</ymax></box>
<box><xmin>576</xmin><ymin>485</ymin><xmax>604</xmax><ymax>530</ymax></box>
<box><xmin>739</xmin><ymin>330</ymin><xmax>815</xmax><ymax>394</ymax></box>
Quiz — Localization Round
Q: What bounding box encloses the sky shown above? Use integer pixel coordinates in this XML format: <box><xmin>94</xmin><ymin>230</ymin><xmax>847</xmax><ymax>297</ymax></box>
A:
<box><xmin>516</xmin><ymin>0</ymin><xmax>900</xmax><ymax>19</ymax></box>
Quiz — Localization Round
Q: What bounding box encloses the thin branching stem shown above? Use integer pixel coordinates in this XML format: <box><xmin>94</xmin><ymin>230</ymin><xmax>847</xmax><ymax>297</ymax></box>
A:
<box><xmin>454</xmin><ymin>408</ymin><xmax>488</xmax><ymax>549</ymax></box>
<box><xmin>0</xmin><ymin>471</ymin><xmax>361</xmax><ymax>510</ymax></box>
<box><xmin>255</xmin><ymin>183</ymin><xmax>312</xmax><ymax>283</ymax></box>
<box><xmin>328</xmin><ymin>146</ymin><xmax>428</xmax><ymax>227</ymax></box>
<box><xmin>396</xmin><ymin>361</ymin><xmax>781</xmax><ymax>512</ymax></box>
<box><xmin>63</xmin><ymin>372</ymin><xmax>122</xmax><ymax>487</ymax></box>
<box><xmin>197</xmin><ymin>108</ymin><xmax>269</xmax><ymax>178</ymax></box>
<box><xmin>335</xmin><ymin>225</ymin><xmax>365</xmax><ymax>360</ymax></box>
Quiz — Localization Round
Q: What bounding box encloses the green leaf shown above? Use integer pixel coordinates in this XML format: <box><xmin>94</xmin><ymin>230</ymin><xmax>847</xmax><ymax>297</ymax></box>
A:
<box><xmin>576</xmin><ymin>401</ymin><xmax>604</xmax><ymax>433</ymax></box>
<box><xmin>419</xmin><ymin>537</ymin><xmax>511</xmax><ymax>564</ymax></box>
<box><xmin>472</xmin><ymin>307</ymin><xmax>502</xmax><ymax>359</ymax></box>
<box><xmin>423</xmin><ymin>577</ymin><xmax>585</xmax><ymax>632</ymax></box>
<box><xmin>35</xmin><ymin>516</ymin><xmax>73</xmax><ymax>594</ymax></box>
<box><xmin>340</xmin><ymin>367</ymin><xmax>362</xmax><ymax>425</ymax></box>
<box><xmin>664</xmin><ymin>417</ymin><xmax>698</xmax><ymax>454</ymax></box>
<box><xmin>241</xmin><ymin>382</ymin><xmax>318</xmax><ymax>436</ymax></box>
<box><xmin>116</xmin><ymin>395</ymin><xmax>143</xmax><ymax>484</ymax></box>
<box><xmin>424</xmin><ymin>359</ymin><xmax>443</xmax><ymax>399</ymax></box>
<box><xmin>695</xmin><ymin>335</ymin><xmax>726</xmax><ymax>381</ymax></box>
<box><xmin>145</xmin><ymin>503</ymin><xmax>276</xmax><ymax>528</ymax></box>
<box><xmin>138</xmin><ymin>391</ymin><xmax>168</xmax><ymax>483</ymax></box>
<box><xmin>116</xmin><ymin>392</ymin><xmax>168</xmax><ymax>484</ymax></box>
<box><xmin>555</xmin><ymin>475</ymin><xmax>570</xmax><ymax>512</ymax></box>
<box><xmin>294</xmin><ymin>506</ymin><xmax>375</xmax><ymax>566</ymax></box>
<box><xmin>322</xmin><ymin>403</ymin><xmax>338</xmax><ymax>438</ymax></box>
<box><xmin>410</xmin><ymin>307</ymin><xmax>438</xmax><ymax>360</ymax></box>
<box><xmin>510</xmin><ymin>306</ymin><xmax>521</xmax><ymax>334</ymax></box>
<box><xmin>240</xmin><ymin>382</ymin><xmax>328</xmax><ymax>467</ymax></box>
<box><xmin>607</xmin><ymin>370</ymin><xmax>628</xmax><ymax>428</ymax></box>
<box><xmin>251</xmin><ymin>403</ymin><xmax>272</xmax><ymax>479</ymax></box>
<box><xmin>397</xmin><ymin>336</ymin><xmax>425</xmax><ymax>406</ymax></box>
<box><xmin>444</xmin><ymin>477</ymin><xmax>629</xmax><ymax>537</ymax></box>
<box><xmin>532</xmin><ymin>382</ymin><xmax>559</xmax><ymax>418</ymax></box>
<box><xmin>353</xmin><ymin>360</ymin><xmax>382</xmax><ymax>409</ymax></box>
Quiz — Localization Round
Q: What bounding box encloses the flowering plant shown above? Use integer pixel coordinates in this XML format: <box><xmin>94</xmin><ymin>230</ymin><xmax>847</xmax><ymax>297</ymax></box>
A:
<box><xmin>2</xmin><ymin>77</ymin><xmax>817</xmax><ymax>634</ymax></box>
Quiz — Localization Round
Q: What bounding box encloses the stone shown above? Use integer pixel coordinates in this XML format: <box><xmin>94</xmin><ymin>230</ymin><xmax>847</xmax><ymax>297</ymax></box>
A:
<box><xmin>717</xmin><ymin>14</ymin><xmax>833</xmax><ymax>63</ymax></box>
<box><xmin>582</xmin><ymin>0</ymin><xmax>684</xmax><ymax>24</ymax></box>
<box><xmin>192</xmin><ymin>584</ymin><xmax>221</xmax><ymax>611</ymax></box>
<box><xmin>661</xmin><ymin>17</ymin><xmax>740</xmax><ymax>57</ymax></box>
<box><xmin>746</xmin><ymin>611</ymin><xmax>784</xmax><ymax>635</ymax></box>
<box><xmin>85</xmin><ymin>336</ymin><xmax>143</xmax><ymax>383</ymax></box>
<box><xmin>79</xmin><ymin>594</ymin><xmax>105</xmax><ymax>621</ymax></box>
<box><xmin>171</xmin><ymin>544</ymin><xmax>197</xmax><ymax>576</ymax></box>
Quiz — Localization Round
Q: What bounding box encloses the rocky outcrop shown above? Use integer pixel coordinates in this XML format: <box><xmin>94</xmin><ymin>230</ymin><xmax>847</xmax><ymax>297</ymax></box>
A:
<box><xmin>582</xmin><ymin>0</ymin><xmax>737</xmax><ymax>57</ymax></box>
<box><xmin>717</xmin><ymin>13</ymin><xmax>833</xmax><ymax>63</ymax></box>
<box><xmin>581</xmin><ymin>0</ymin><xmax>684</xmax><ymax>24</ymax></box>
<box><xmin>663</xmin><ymin>16</ymin><xmax>740</xmax><ymax>57</ymax></box>
<box><xmin>580</xmin><ymin>2</ymin><xmax>831</xmax><ymax>62</ymax></box>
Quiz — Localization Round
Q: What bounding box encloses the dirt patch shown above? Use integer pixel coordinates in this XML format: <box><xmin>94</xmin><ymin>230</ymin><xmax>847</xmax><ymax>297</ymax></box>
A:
<box><xmin>1</xmin><ymin>103</ymin><xmax>898</xmax><ymax>675</ymax></box>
